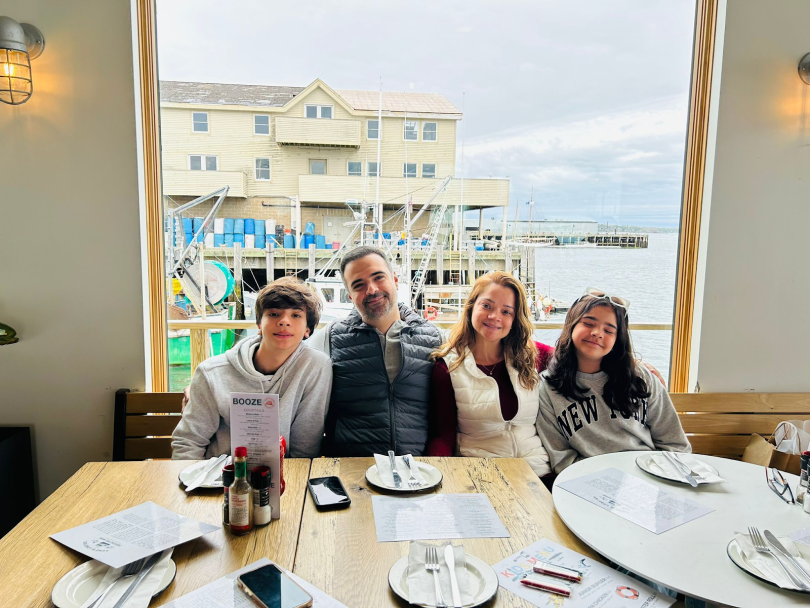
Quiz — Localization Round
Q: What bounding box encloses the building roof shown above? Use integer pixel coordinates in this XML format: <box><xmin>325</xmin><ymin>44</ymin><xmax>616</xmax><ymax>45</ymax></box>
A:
<box><xmin>159</xmin><ymin>80</ymin><xmax>461</xmax><ymax>115</ymax></box>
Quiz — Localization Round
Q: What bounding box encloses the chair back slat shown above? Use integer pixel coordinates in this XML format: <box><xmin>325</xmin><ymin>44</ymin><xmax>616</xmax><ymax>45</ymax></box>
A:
<box><xmin>114</xmin><ymin>389</ymin><xmax>183</xmax><ymax>460</ymax></box>
<box><xmin>126</xmin><ymin>415</ymin><xmax>182</xmax><ymax>437</ymax></box>
<box><xmin>125</xmin><ymin>437</ymin><xmax>173</xmax><ymax>460</ymax></box>
<box><xmin>126</xmin><ymin>392</ymin><xmax>183</xmax><ymax>414</ymax></box>
<box><xmin>671</xmin><ymin>393</ymin><xmax>810</xmax><ymax>413</ymax></box>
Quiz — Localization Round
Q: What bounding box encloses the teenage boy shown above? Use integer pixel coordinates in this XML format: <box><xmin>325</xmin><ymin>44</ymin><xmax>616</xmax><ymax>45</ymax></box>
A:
<box><xmin>172</xmin><ymin>276</ymin><xmax>332</xmax><ymax>459</ymax></box>
<box><xmin>308</xmin><ymin>246</ymin><xmax>442</xmax><ymax>456</ymax></box>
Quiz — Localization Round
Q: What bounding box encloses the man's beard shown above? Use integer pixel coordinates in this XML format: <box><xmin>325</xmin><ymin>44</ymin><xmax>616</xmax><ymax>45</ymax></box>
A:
<box><xmin>360</xmin><ymin>292</ymin><xmax>394</xmax><ymax>320</ymax></box>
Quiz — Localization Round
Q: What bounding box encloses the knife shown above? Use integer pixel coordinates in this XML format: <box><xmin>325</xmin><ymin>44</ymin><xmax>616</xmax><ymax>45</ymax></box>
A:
<box><xmin>662</xmin><ymin>451</ymin><xmax>698</xmax><ymax>487</ymax></box>
<box><xmin>111</xmin><ymin>551</ymin><xmax>163</xmax><ymax>608</ymax></box>
<box><xmin>388</xmin><ymin>450</ymin><xmax>402</xmax><ymax>489</ymax></box>
<box><xmin>764</xmin><ymin>530</ymin><xmax>810</xmax><ymax>584</ymax></box>
<box><xmin>444</xmin><ymin>544</ymin><xmax>462</xmax><ymax>608</ymax></box>
<box><xmin>185</xmin><ymin>454</ymin><xmax>227</xmax><ymax>492</ymax></box>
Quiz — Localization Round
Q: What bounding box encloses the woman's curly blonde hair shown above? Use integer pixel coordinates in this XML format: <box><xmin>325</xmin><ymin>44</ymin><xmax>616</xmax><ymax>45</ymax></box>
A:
<box><xmin>432</xmin><ymin>271</ymin><xmax>539</xmax><ymax>390</ymax></box>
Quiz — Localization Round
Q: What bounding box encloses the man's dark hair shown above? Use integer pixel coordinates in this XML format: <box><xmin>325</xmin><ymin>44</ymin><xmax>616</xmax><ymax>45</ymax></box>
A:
<box><xmin>254</xmin><ymin>276</ymin><xmax>321</xmax><ymax>337</ymax></box>
<box><xmin>339</xmin><ymin>246</ymin><xmax>394</xmax><ymax>283</ymax></box>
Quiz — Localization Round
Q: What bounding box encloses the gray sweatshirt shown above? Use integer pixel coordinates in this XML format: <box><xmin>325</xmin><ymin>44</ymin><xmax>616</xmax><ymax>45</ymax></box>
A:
<box><xmin>172</xmin><ymin>335</ymin><xmax>332</xmax><ymax>459</ymax></box>
<box><xmin>536</xmin><ymin>364</ymin><xmax>690</xmax><ymax>474</ymax></box>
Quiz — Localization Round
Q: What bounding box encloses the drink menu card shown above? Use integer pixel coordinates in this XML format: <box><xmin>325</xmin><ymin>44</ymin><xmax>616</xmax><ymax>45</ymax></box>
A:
<box><xmin>50</xmin><ymin>501</ymin><xmax>218</xmax><ymax>568</ymax></box>
<box><xmin>229</xmin><ymin>391</ymin><xmax>281</xmax><ymax>520</ymax></box>
<box><xmin>372</xmin><ymin>494</ymin><xmax>510</xmax><ymax>542</ymax></box>
<box><xmin>161</xmin><ymin>558</ymin><xmax>348</xmax><ymax>608</ymax></box>
<box><xmin>557</xmin><ymin>468</ymin><xmax>714</xmax><ymax>534</ymax></box>
<box><xmin>493</xmin><ymin>539</ymin><xmax>675</xmax><ymax>608</ymax></box>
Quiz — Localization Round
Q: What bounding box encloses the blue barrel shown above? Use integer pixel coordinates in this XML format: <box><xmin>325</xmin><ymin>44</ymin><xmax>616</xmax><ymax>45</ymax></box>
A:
<box><xmin>192</xmin><ymin>217</ymin><xmax>204</xmax><ymax>232</ymax></box>
<box><xmin>234</xmin><ymin>233</ymin><xmax>245</xmax><ymax>245</ymax></box>
<box><xmin>383</xmin><ymin>232</ymin><xmax>391</xmax><ymax>240</ymax></box>
<box><xmin>196</xmin><ymin>231</ymin><xmax>205</xmax><ymax>243</ymax></box>
<box><xmin>283</xmin><ymin>234</ymin><xmax>295</xmax><ymax>248</ymax></box>
<box><xmin>185</xmin><ymin>232</ymin><xmax>193</xmax><ymax>245</ymax></box>
<box><xmin>214</xmin><ymin>234</ymin><xmax>225</xmax><ymax>247</ymax></box>
<box><xmin>244</xmin><ymin>218</ymin><xmax>255</xmax><ymax>234</ymax></box>
<box><xmin>182</xmin><ymin>218</ymin><xmax>193</xmax><ymax>233</ymax></box>
<box><xmin>315</xmin><ymin>235</ymin><xmax>326</xmax><ymax>249</ymax></box>
<box><xmin>302</xmin><ymin>234</ymin><xmax>315</xmax><ymax>249</ymax></box>
<box><xmin>254</xmin><ymin>220</ymin><xmax>266</xmax><ymax>235</ymax></box>
<box><xmin>398</xmin><ymin>239</ymin><xmax>406</xmax><ymax>246</ymax></box>
<box><xmin>224</xmin><ymin>218</ymin><xmax>236</xmax><ymax>234</ymax></box>
<box><xmin>234</xmin><ymin>218</ymin><xmax>245</xmax><ymax>234</ymax></box>
<box><xmin>304</xmin><ymin>221</ymin><xmax>315</xmax><ymax>236</ymax></box>
<box><xmin>255</xmin><ymin>235</ymin><xmax>266</xmax><ymax>249</ymax></box>
<box><xmin>224</xmin><ymin>234</ymin><xmax>234</xmax><ymax>246</ymax></box>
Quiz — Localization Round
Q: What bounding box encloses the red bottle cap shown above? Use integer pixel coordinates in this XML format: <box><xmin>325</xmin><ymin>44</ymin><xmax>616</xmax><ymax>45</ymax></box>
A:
<box><xmin>234</xmin><ymin>446</ymin><xmax>247</xmax><ymax>458</ymax></box>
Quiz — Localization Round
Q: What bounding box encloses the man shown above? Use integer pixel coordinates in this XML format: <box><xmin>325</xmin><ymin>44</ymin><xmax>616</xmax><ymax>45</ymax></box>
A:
<box><xmin>308</xmin><ymin>246</ymin><xmax>442</xmax><ymax>456</ymax></box>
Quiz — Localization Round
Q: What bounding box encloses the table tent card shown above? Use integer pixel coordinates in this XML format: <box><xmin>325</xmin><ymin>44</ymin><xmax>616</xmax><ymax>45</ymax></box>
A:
<box><xmin>50</xmin><ymin>501</ymin><xmax>218</xmax><ymax>568</ymax></box>
<box><xmin>161</xmin><ymin>558</ymin><xmax>348</xmax><ymax>608</ymax></box>
<box><xmin>229</xmin><ymin>391</ymin><xmax>281</xmax><ymax>520</ymax></box>
<box><xmin>372</xmin><ymin>494</ymin><xmax>510</xmax><ymax>542</ymax></box>
<box><xmin>556</xmin><ymin>467</ymin><xmax>714</xmax><ymax>534</ymax></box>
<box><xmin>493</xmin><ymin>539</ymin><xmax>675</xmax><ymax>608</ymax></box>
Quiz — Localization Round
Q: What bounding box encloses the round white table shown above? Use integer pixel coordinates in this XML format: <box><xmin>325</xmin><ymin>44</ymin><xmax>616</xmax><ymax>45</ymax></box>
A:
<box><xmin>553</xmin><ymin>452</ymin><xmax>810</xmax><ymax>607</ymax></box>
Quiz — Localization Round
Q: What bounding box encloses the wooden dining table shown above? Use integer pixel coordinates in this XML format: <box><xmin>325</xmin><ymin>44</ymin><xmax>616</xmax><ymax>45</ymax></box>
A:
<box><xmin>0</xmin><ymin>456</ymin><xmax>658</xmax><ymax>608</ymax></box>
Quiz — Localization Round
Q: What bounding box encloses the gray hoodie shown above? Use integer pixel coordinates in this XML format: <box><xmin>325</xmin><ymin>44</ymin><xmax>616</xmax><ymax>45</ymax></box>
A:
<box><xmin>171</xmin><ymin>335</ymin><xmax>332</xmax><ymax>459</ymax></box>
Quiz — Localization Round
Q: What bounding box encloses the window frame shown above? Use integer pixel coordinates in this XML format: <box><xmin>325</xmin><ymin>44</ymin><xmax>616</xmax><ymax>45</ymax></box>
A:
<box><xmin>421</xmin><ymin>163</ymin><xmax>436</xmax><ymax>178</ymax></box>
<box><xmin>188</xmin><ymin>154</ymin><xmax>218</xmax><ymax>171</ymax></box>
<box><xmin>367</xmin><ymin>119</ymin><xmax>380</xmax><ymax>140</ymax></box>
<box><xmin>403</xmin><ymin>120</ymin><xmax>418</xmax><ymax>141</ymax></box>
<box><xmin>253</xmin><ymin>114</ymin><xmax>270</xmax><ymax>136</ymax></box>
<box><xmin>309</xmin><ymin>159</ymin><xmax>327</xmax><ymax>175</ymax></box>
<box><xmin>422</xmin><ymin>121</ymin><xmax>437</xmax><ymax>142</ymax></box>
<box><xmin>403</xmin><ymin>163</ymin><xmax>417</xmax><ymax>178</ymax></box>
<box><xmin>191</xmin><ymin>111</ymin><xmax>209</xmax><ymax>133</ymax></box>
<box><xmin>347</xmin><ymin>161</ymin><xmax>362</xmax><ymax>177</ymax></box>
<box><xmin>367</xmin><ymin>161</ymin><xmax>380</xmax><ymax>177</ymax></box>
<box><xmin>304</xmin><ymin>104</ymin><xmax>334</xmax><ymax>119</ymax></box>
<box><xmin>254</xmin><ymin>157</ymin><xmax>271</xmax><ymax>181</ymax></box>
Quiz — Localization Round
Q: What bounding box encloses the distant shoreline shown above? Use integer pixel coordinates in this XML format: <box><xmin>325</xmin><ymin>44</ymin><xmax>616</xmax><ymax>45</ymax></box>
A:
<box><xmin>598</xmin><ymin>224</ymin><xmax>678</xmax><ymax>234</ymax></box>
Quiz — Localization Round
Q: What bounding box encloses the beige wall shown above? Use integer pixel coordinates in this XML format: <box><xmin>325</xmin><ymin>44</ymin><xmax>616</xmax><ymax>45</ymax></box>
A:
<box><xmin>0</xmin><ymin>0</ymin><xmax>146</xmax><ymax>498</ymax></box>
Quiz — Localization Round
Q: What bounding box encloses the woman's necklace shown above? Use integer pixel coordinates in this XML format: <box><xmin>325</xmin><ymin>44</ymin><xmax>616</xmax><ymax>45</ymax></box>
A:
<box><xmin>479</xmin><ymin>361</ymin><xmax>500</xmax><ymax>376</ymax></box>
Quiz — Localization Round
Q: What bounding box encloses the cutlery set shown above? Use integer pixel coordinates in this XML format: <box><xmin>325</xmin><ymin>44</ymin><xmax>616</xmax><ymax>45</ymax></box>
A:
<box><xmin>87</xmin><ymin>552</ymin><xmax>164</xmax><ymax>608</ymax></box>
<box><xmin>388</xmin><ymin>451</ymin><xmax>424</xmax><ymax>489</ymax></box>
<box><xmin>424</xmin><ymin>545</ymin><xmax>463</xmax><ymax>607</ymax></box>
<box><xmin>748</xmin><ymin>526</ymin><xmax>810</xmax><ymax>590</ymax></box>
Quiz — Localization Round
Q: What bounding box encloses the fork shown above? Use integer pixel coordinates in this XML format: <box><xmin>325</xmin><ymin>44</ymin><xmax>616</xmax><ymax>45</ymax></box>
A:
<box><xmin>425</xmin><ymin>546</ymin><xmax>448</xmax><ymax>607</ymax></box>
<box><xmin>402</xmin><ymin>455</ymin><xmax>421</xmax><ymax>488</ymax></box>
<box><xmin>86</xmin><ymin>557</ymin><xmax>147</xmax><ymax>608</ymax></box>
<box><xmin>749</xmin><ymin>526</ymin><xmax>810</xmax><ymax>590</ymax></box>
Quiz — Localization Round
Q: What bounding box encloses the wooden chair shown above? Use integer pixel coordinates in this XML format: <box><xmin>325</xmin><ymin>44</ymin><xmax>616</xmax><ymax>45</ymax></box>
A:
<box><xmin>672</xmin><ymin>393</ymin><xmax>810</xmax><ymax>459</ymax></box>
<box><xmin>113</xmin><ymin>389</ymin><xmax>183</xmax><ymax>460</ymax></box>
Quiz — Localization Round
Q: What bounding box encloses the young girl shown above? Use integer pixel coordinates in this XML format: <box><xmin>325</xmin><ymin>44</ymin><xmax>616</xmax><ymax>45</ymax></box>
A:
<box><xmin>427</xmin><ymin>271</ymin><xmax>554</xmax><ymax>477</ymax></box>
<box><xmin>536</xmin><ymin>288</ymin><xmax>690</xmax><ymax>474</ymax></box>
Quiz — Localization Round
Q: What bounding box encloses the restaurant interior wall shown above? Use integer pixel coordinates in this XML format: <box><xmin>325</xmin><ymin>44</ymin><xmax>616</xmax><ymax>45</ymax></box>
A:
<box><xmin>0</xmin><ymin>0</ymin><xmax>146</xmax><ymax>500</ymax></box>
<box><xmin>692</xmin><ymin>0</ymin><xmax>810</xmax><ymax>391</ymax></box>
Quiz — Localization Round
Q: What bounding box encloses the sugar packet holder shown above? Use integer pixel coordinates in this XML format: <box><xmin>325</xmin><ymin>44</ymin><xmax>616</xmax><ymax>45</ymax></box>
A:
<box><xmin>520</xmin><ymin>574</ymin><xmax>573</xmax><ymax>597</ymax></box>
<box><xmin>532</xmin><ymin>562</ymin><xmax>583</xmax><ymax>583</ymax></box>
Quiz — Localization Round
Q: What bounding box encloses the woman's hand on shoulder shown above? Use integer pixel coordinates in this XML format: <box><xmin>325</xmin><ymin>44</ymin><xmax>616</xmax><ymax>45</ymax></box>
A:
<box><xmin>641</xmin><ymin>362</ymin><xmax>667</xmax><ymax>389</ymax></box>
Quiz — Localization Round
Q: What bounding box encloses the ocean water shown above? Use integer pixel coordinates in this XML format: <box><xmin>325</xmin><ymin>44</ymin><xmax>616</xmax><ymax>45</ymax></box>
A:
<box><xmin>532</xmin><ymin>233</ymin><xmax>678</xmax><ymax>384</ymax></box>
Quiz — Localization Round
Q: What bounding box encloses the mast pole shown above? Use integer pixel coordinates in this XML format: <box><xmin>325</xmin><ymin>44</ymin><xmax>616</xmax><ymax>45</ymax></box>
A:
<box><xmin>375</xmin><ymin>78</ymin><xmax>383</xmax><ymax>247</ymax></box>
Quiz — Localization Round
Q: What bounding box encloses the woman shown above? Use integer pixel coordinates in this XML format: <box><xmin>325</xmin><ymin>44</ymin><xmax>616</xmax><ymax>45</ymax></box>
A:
<box><xmin>427</xmin><ymin>271</ymin><xmax>554</xmax><ymax>478</ymax></box>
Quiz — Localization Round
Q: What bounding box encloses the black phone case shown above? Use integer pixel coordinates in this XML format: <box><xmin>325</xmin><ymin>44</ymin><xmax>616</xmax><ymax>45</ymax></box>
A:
<box><xmin>307</xmin><ymin>476</ymin><xmax>351</xmax><ymax>510</ymax></box>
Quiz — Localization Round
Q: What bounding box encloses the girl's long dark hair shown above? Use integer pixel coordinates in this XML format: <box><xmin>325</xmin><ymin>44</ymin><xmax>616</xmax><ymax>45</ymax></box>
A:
<box><xmin>546</xmin><ymin>296</ymin><xmax>650</xmax><ymax>416</ymax></box>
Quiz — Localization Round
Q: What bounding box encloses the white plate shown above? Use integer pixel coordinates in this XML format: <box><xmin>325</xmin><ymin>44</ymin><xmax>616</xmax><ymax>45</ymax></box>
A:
<box><xmin>178</xmin><ymin>458</ymin><xmax>227</xmax><ymax>489</ymax></box>
<box><xmin>365</xmin><ymin>461</ymin><xmax>442</xmax><ymax>493</ymax></box>
<box><xmin>727</xmin><ymin>539</ymin><xmax>810</xmax><ymax>594</ymax></box>
<box><xmin>388</xmin><ymin>553</ymin><xmax>498</xmax><ymax>607</ymax></box>
<box><xmin>51</xmin><ymin>559</ymin><xmax>177</xmax><ymax>608</ymax></box>
<box><xmin>635</xmin><ymin>452</ymin><xmax>719</xmax><ymax>484</ymax></box>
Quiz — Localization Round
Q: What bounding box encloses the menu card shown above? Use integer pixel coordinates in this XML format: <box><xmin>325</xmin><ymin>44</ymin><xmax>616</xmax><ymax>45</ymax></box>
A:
<box><xmin>50</xmin><ymin>501</ymin><xmax>218</xmax><ymax>568</ymax></box>
<box><xmin>229</xmin><ymin>391</ymin><xmax>281</xmax><ymax>520</ymax></box>
<box><xmin>557</xmin><ymin>468</ymin><xmax>713</xmax><ymax>534</ymax></box>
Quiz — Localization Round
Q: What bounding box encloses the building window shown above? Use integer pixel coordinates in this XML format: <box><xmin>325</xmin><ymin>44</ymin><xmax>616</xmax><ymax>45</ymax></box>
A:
<box><xmin>254</xmin><ymin>115</ymin><xmax>270</xmax><ymax>135</ymax></box>
<box><xmin>422</xmin><ymin>163</ymin><xmax>436</xmax><ymax>178</ymax></box>
<box><xmin>422</xmin><ymin>122</ymin><xmax>437</xmax><ymax>142</ymax></box>
<box><xmin>348</xmin><ymin>161</ymin><xmax>362</xmax><ymax>176</ymax></box>
<box><xmin>310</xmin><ymin>159</ymin><xmax>327</xmax><ymax>175</ymax></box>
<box><xmin>403</xmin><ymin>163</ymin><xmax>417</xmax><ymax>178</ymax></box>
<box><xmin>305</xmin><ymin>104</ymin><xmax>333</xmax><ymax>119</ymax></box>
<box><xmin>189</xmin><ymin>155</ymin><xmax>218</xmax><ymax>171</ymax></box>
<box><xmin>367</xmin><ymin>162</ymin><xmax>379</xmax><ymax>177</ymax></box>
<box><xmin>192</xmin><ymin>112</ymin><xmax>209</xmax><ymax>133</ymax></box>
<box><xmin>255</xmin><ymin>158</ymin><xmax>271</xmax><ymax>180</ymax></box>
<box><xmin>403</xmin><ymin>120</ymin><xmax>417</xmax><ymax>141</ymax></box>
<box><xmin>367</xmin><ymin>119</ymin><xmax>380</xmax><ymax>140</ymax></box>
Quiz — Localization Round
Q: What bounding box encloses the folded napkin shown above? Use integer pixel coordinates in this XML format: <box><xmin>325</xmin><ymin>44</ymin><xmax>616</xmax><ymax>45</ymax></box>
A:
<box><xmin>373</xmin><ymin>453</ymin><xmax>424</xmax><ymax>488</ymax></box>
<box><xmin>407</xmin><ymin>541</ymin><xmax>472</xmax><ymax>606</ymax></box>
<box><xmin>649</xmin><ymin>453</ymin><xmax>725</xmax><ymax>484</ymax></box>
<box><xmin>734</xmin><ymin>532</ymin><xmax>810</xmax><ymax>590</ymax></box>
<box><xmin>79</xmin><ymin>549</ymin><xmax>174</xmax><ymax>608</ymax></box>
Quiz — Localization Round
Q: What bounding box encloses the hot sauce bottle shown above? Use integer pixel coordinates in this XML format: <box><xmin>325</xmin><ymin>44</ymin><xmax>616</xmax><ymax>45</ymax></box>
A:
<box><xmin>279</xmin><ymin>435</ymin><xmax>287</xmax><ymax>496</ymax></box>
<box><xmin>229</xmin><ymin>447</ymin><xmax>253</xmax><ymax>535</ymax></box>
<box><xmin>222</xmin><ymin>463</ymin><xmax>235</xmax><ymax>527</ymax></box>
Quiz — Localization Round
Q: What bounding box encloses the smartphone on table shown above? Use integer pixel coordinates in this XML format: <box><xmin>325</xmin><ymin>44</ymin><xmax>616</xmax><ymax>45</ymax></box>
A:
<box><xmin>307</xmin><ymin>476</ymin><xmax>351</xmax><ymax>510</ymax></box>
<box><xmin>237</xmin><ymin>564</ymin><xmax>313</xmax><ymax>608</ymax></box>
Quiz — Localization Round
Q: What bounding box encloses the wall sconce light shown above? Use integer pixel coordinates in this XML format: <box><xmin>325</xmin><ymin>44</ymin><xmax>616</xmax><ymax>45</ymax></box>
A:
<box><xmin>0</xmin><ymin>16</ymin><xmax>45</xmax><ymax>105</ymax></box>
<box><xmin>799</xmin><ymin>53</ymin><xmax>810</xmax><ymax>85</ymax></box>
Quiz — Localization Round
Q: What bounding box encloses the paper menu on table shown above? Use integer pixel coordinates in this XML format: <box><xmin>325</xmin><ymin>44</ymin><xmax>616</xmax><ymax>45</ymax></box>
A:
<box><xmin>372</xmin><ymin>493</ymin><xmax>510</xmax><ymax>542</ymax></box>
<box><xmin>161</xmin><ymin>558</ymin><xmax>348</xmax><ymax>608</ymax></box>
<box><xmin>556</xmin><ymin>468</ymin><xmax>714</xmax><ymax>534</ymax></box>
<box><xmin>229</xmin><ymin>391</ymin><xmax>280</xmax><ymax>520</ymax></box>
<box><xmin>50</xmin><ymin>501</ymin><xmax>218</xmax><ymax>568</ymax></box>
<box><xmin>493</xmin><ymin>539</ymin><xmax>675</xmax><ymax>608</ymax></box>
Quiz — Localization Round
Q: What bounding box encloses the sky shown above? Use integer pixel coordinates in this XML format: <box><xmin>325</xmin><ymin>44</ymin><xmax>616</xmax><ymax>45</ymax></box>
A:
<box><xmin>156</xmin><ymin>1</ymin><xmax>696</xmax><ymax>228</ymax></box>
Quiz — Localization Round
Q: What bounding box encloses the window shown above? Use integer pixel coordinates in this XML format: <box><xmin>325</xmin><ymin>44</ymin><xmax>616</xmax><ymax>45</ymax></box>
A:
<box><xmin>367</xmin><ymin>119</ymin><xmax>380</xmax><ymax>140</ymax></box>
<box><xmin>403</xmin><ymin>120</ymin><xmax>417</xmax><ymax>141</ymax></box>
<box><xmin>305</xmin><ymin>104</ymin><xmax>333</xmax><ymax>119</ymax></box>
<box><xmin>422</xmin><ymin>122</ymin><xmax>437</xmax><ymax>142</ymax></box>
<box><xmin>192</xmin><ymin>112</ymin><xmax>209</xmax><ymax>133</ymax></box>
<box><xmin>322</xmin><ymin>288</ymin><xmax>334</xmax><ymax>303</ymax></box>
<box><xmin>403</xmin><ymin>163</ymin><xmax>417</xmax><ymax>178</ymax></box>
<box><xmin>310</xmin><ymin>159</ymin><xmax>327</xmax><ymax>175</ymax></box>
<box><xmin>422</xmin><ymin>163</ymin><xmax>436</xmax><ymax>178</ymax></box>
<box><xmin>348</xmin><ymin>161</ymin><xmax>362</xmax><ymax>176</ymax></box>
<box><xmin>339</xmin><ymin>289</ymin><xmax>351</xmax><ymax>304</ymax></box>
<box><xmin>367</xmin><ymin>162</ymin><xmax>379</xmax><ymax>177</ymax></box>
<box><xmin>254</xmin><ymin>115</ymin><xmax>270</xmax><ymax>135</ymax></box>
<box><xmin>189</xmin><ymin>155</ymin><xmax>217</xmax><ymax>171</ymax></box>
<box><xmin>255</xmin><ymin>158</ymin><xmax>271</xmax><ymax>180</ymax></box>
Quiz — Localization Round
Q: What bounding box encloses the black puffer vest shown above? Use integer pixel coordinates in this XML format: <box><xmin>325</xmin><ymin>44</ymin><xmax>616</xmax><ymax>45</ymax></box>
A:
<box><xmin>324</xmin><ymin>304</ymin><xmax>442</xmax><ymax>456</ymax></box>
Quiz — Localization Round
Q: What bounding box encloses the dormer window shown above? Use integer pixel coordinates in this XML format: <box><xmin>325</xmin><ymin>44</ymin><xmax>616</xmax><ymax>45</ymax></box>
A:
<box><xmin>305</xmin><ymin>104</ymin><xmax>333</xmax><ymax>119</ymax></box>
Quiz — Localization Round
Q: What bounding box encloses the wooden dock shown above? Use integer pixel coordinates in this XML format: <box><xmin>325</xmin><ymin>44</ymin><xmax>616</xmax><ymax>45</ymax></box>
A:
<box><xmin>512</xmin><ymin>232</ymin><xmax>648</xmax><ymax>248</ymax></box>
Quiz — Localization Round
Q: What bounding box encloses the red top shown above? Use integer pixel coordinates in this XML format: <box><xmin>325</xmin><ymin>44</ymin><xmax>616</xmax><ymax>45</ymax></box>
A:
<box><xmin>234</xmin><ymin>446</ymin><xmax>247</xmax><ymax>458</ymax></box>
<box><xmin>427</xmin><ymin>341</ymin><xmax>554</xmax><ymax>456</ymax></box>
